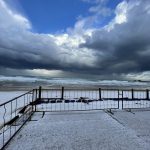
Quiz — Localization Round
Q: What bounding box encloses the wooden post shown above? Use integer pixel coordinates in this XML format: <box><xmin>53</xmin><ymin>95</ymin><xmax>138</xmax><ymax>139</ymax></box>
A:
<box><xmin>61</xmin><ymin>87</ymin><xmax>64</xmax><ymax>99</ymax></box>
<box><xmin>99</xmin><ymin>88</ymin><xmax>101</xmax><ymax>100</ymax></box>
<box><xmin>35</xmin><ymin>89</ymin><xmax>37</xmax><ymax>100</ymax></box>
<box><xmin>131</xmin><ymin>89</ymin><xmax>134</xmax><ymax>100</ymax></box>
<box><xmin>34</xmin><ymin>89</ymin><xmax>38</xmax><ymax>112</ymax></box>
<box><xmin>146</xmin><ymin>89</ymin><xmax>149</xmax><ymax>100</ymax></box>
<box><xmin>118</xmin><ymin>90</ymin><xmax>119</xmax><ymax>109</ymax></box>
<box><xmin>122</xmin><ymin>90</ymin><xmax>124</xmax><ymax>109</ymax></box>
<box><xmin>32</xmin><ymin>89</ymin><xmax>34</xmax><ymax>112</ymax></box>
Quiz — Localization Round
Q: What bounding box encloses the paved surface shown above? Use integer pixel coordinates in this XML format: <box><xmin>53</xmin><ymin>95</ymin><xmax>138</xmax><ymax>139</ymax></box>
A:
<box><xmin>112</xmin><ymin>109</ymin><xmax>150</xmax><ymax>144</ymax></box>
<box><xmin>6</xmin><ymin>110</ymin><xmax>150</xmax><ymax>150</ymax></box>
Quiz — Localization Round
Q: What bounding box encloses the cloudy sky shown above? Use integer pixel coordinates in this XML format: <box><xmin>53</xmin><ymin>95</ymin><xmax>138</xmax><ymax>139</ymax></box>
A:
<box><xmin>0</xmin><ymin>0</ymin><xmax>150</xmax><ymax>81</ymax></box>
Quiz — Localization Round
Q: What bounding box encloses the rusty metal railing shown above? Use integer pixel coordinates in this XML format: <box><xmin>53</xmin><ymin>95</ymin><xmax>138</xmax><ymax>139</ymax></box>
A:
<box><xmin>0</xmin><ymin>90</ymin><xmax>35</xmax><ymax>150</ymax></box>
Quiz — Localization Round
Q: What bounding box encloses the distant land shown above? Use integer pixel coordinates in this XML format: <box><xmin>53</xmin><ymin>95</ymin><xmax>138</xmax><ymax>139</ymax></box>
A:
<box><xmin>0</xmin><ymin>76</ymin><xmax>150</xmax><ymax>91</ymax></box>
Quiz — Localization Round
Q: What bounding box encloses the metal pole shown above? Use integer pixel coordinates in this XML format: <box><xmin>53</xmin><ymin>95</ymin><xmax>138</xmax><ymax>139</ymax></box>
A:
<box><xmin>61</xmin><ymin>87</ymin><xmax>64</xmax><ymax>99</ymax></box>
<box><xmin>38</xmin><ymin>86</ymin><xmax>42</xmax><ymax>100</ymax></box>
<box><xmin>118</xmin><ymin>90</ymin><xmax>119</xmax><ymax>109</ymax></box>
<box><xmin>131</xmin><ymin>89</ymin><xmax>134</xmax><ymax>100</ymax></box>
<box><xmin>99</xmin><ymin>88</ymin><xmax>101</xmax><ymax>100</ymax></box>
<box><xmin>31</xmin><ymin>89</ymin><xmax>34</xmax><ymax>112</ymax></box>
<box><xmin>35</xmin><ymin>89</ymin><xmax>38</xmax><ymax>111</ymax></box>
<box><xmin>146</xmin><ymin>89</ymin><xmax>149</xmax><ymax>100</ymax></box>
<box><xmin>122</xmin><ymin>90</ymin><xmax>123</xmax><ymax>109</ymax></box>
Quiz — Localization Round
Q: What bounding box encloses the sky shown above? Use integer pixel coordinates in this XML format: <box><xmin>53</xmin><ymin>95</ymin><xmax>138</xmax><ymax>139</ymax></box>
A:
<box><xmin>0</xmin><ymin>0</ymin><xmax>150</xmax><ymax>81</ymax></box>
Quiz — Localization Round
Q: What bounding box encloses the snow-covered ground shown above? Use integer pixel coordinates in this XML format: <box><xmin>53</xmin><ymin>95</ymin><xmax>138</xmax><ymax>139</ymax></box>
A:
<box><xmin>0</xmin><ymin>91</ymin><xmax>27</xmax><ymax>104</ymax></box>
<box><xmin>0</xmin><ymin>90</ymin><xmax>150</xmax><ymax>130</ymax></box>
<box><xmin>5</xmin><ymin>110</ymin><xmax>150</xmax><ymax>150</ymax></box>
<box><xmin>111</xmin><ymin>110</ymin><xmax>150</xmax><ymax>144</ymax></box>
<box><xmin>0</xmin><ymin>90</ymin><xmax>150</xmax><ymax>150</ymax></box>
<box><xmin>0</xmin><ymin>91</ymin><xmax>32</xmax><ymax>131</ymax></box>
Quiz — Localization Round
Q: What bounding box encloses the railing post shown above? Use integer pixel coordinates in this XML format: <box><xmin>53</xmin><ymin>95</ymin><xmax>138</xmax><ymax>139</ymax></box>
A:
<box><xmin>32</xmin><ymin>89</ymin><xmax>34</xmax><ymax>112</ymax></box>
<box><xmin>146</xmin><ymin>89</ymin><xmax>149</xmax><ymax>100</ymax></box>
<box><xmin>99</xmin><ymin>88</ymin><xmax>101</xmax><ymax>100</ymax></box>
<box><xmin>35</xmin><ymin>89</ymin><xmax>37</xmax><ymax>99</ymax></box>
<box><xmin>38</xmin><ymin>86</ymin><xmax>42</xmax><ymax>100</ymax></box>
<box><xmin>131</xmin><ymin>89</ymin><xmax>134</xmax><ymax>100</ymax></box>
<box><xmin>35</xmin><ymin>89</ymin><xmax>38</xmax><ymax>111</ymax></box>
<box><xmin>118</xmin><ymin>90</ymin><xmax>119</xmax><ymax>109</ymax></box>
<box><xmin>61</xmin><ymin>87</ymin><xmax>64</xmax><ymax>99</ymax></box>
<box><xmin>122</xmin><ymin>90</ymin><xmax>123</xmax><ymax>109</ymax></box>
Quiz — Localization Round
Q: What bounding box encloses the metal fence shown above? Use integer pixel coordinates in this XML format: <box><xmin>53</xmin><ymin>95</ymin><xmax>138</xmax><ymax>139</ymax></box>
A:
<box><xmin>122</xmin><ymin>89</ymin><xmax>150</xmax><ymax>109</ymax></box>
<box><xmin>0</xmin><ymin>90</ymin><xmax>34</xmax><ymax>150</ymax></box>
<box><xmin>34</xmin><ymin>87</ymin><xmax>120</xmax><ymax>112</ymax></box>
<box><xmin>33</xmin><ymin>87</ymin><xmax>150</xmax><ymax>111</ymax></box>
<box><xmin>0</xmin><ymin>87</ymin><xmax>150</xmax><ymax>149</ymax></box>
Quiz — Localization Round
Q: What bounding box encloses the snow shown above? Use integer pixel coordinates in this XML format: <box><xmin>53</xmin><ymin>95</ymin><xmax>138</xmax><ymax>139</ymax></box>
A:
<box><xmin>0</xmin><ymin>90</ymin><xmax>150</xmax><ymax>131</ymax></box>
<box><xmin>0</xmin><ymin>91</ymin><xmax>32</xmax><ymax>130</ymax></box>
<box><xmin>36</xmin><ymin>100</ymin><xmax>118</xmax><ymax>112</ymax></box>
<box><xmin>112</xmin><ymin>110</ymin><xmax>150</xmax><ymax>144</ymax></box>
<box><xmin>0</xmin><ymin>91</ymin><xmax>28</xmax><ymax>126</ymax></box>
<box><xmin>6</xmin><ymin>110</ymin><xmax>150</xmax><ymax>150</ymax></box>
<box><xmin>0</xmin><ymin>91</ymin><xmax>27</xmax><ymax>104</ymax></box>
<box><xmin>0</xmin><ymin>90</ymin><xmax>150</xmax><ymax>149</ymax></box>
<box><xmin>38</xmin><ymin>89</ymin><xmax>150</xmax><ymax>111</ymax></box>
<box><xmin>0</xmin><ymin>89</ymin><xmax>149</xmax><ymax>126</ymax></box>
<box><xmin>41</xmin><ymin>89</ymin><xmax>149</xmax><ymax>100</ymax></box>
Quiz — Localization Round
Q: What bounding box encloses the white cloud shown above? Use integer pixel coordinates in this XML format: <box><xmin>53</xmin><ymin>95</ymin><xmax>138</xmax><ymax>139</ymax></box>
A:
<box><xmin>125</xmin><ymin>71</ymin><xmax>150</xmax><ymax>81</ymax></box>
<box><xmin>49</xmin><ymin>33</ymin><xmax>85</xmax><ymax>47</ymax></box>
<box><xmin>48</xmin><ymin>31</ymin><xmax>96</xmax><ymax>67</ymax></box>
<box><xmin>115</xmin><ymin>1</ymin><xmax>128</xmax><ymax>24</ymax></box>
<box><xmin>145</xmin><ymin>4</ymin><xmax>150</xmax><ymax>14</ymax></box>
<box><xmin>89</xmin><ymin>4</ymin><xmax>112</xmax><ymax>17</ymax></box>
<box><xmin>26</xmin><ymin>69</ymin><xmax>64</xmax><ymax>77</ymax></box>
<box><xmin>0</xmin><ymin>0</ymin><xmax>96</xmax><ymax>74</ymax></box>
<box><xmin>0</xmin><ymin>0</ymin><xmax>31</xmax><ymax>29</ymax></box>
<box><xmin>105</xmin><ymin>1</ymin><xmax>128</xmax><ymax>31</ymax></box>
<box><xmin>81</xmin><ymin>0</ymin><xmax>108</xmax><ymax>4</ymax></box>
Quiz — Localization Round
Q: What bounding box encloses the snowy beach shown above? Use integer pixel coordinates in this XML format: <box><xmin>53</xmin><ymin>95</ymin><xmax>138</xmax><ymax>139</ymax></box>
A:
<box><xmin>0</xmin><ymin>85</ymin><xmax>150</xmax><ymax>150</ymax></box>
<box><xmin>6</xmin><ymin>110</ymin><xmax>150</xmax><ymax>150</ymax></box>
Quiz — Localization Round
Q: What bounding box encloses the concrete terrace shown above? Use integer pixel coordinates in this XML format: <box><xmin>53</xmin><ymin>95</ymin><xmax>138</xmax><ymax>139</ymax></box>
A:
<box><xmin>5</xmin><ymin>110</ymin><xmax>150</xmax><ymax>150</ymax></box>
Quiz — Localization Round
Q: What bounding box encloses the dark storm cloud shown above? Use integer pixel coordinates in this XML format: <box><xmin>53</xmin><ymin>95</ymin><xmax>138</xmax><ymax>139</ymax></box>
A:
<box><xmin>0</xmin><ymin>45</ymin><xmax>60</xmax><ymax>70</ymax></box>
<box><xmin>81</xmin><ymin>0</ymin><xmax>150</xmax><ymax>76</ymax></box>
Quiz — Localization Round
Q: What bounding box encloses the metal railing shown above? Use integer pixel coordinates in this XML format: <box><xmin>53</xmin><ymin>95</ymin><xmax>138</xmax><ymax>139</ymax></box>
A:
<box><xmin>122</xmin><ymin>89</ymin><xmax>150</xmax><ymax>109</ymax></box>
<box><xmin>0</xmin><ymin>87</ymin><xmax>150</xmax><ymax>149</ymax></box>
<box><xmin>33</xmin><ymin>87</ymin><xmax>150</xmax><ymax>111</ymax></box>
<box><xmin>0</xmin><ymin>90</ymin><xmax>34</xmax><ymax>150</ymax></box>
<box><xmin>33</xmin><ymin>87</ymin><xmax>120</xmax><ymax>112</ymax></box>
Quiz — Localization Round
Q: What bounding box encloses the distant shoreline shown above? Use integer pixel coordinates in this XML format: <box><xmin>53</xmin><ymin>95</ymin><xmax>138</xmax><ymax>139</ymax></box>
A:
<box><xmin>1</xmin><ymin>84</ymin><xmax>150</xmax><ymax>91</ymax></box>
